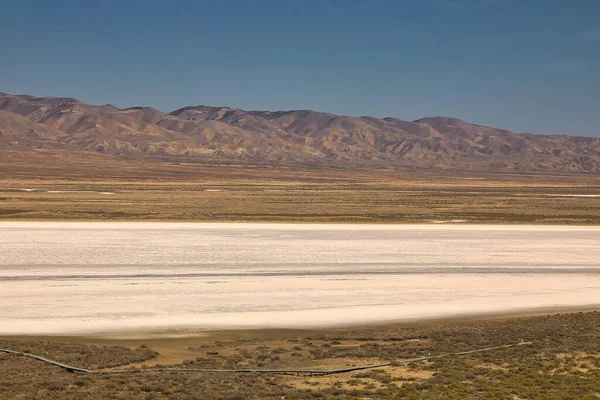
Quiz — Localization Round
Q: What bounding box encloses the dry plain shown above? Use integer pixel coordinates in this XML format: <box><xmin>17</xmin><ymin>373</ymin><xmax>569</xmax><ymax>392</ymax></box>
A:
<box><xmin>2</xmin><ymin>151</ymin><xmax>600</xmax><ymax>399</ymax></box>
<box><xmin>2</xmin><ymin>150</ymin><xmax>600</xmax><ymax>224</ymax></box>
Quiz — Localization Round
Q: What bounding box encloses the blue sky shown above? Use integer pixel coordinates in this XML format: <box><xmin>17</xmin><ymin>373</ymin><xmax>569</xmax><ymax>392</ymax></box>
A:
<box><xmin>1</xmin><ymin>0</ymin><xmax>599</xmax><ymax>136</ymax></box>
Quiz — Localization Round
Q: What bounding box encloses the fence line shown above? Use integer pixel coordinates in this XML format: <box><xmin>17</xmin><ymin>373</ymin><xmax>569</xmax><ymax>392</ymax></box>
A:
<box><xmin>1</xmin><ymin>341</ymin><xmax>533</xmax><ymax>377</ymax></box>
<box><xmin>0</xmin><ymin>349</ymin><xmax>95</xmax><ymax>373</ymax></box>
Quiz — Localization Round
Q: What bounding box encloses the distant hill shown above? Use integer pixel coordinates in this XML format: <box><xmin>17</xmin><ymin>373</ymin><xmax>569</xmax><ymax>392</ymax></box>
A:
<box><xmin>1</xmin><ymin>92</ymin><xmax>599</xmax><ymax>173</ymax></box>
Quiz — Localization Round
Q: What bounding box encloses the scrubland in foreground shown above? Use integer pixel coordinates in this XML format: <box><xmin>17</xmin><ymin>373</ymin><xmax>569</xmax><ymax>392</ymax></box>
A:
<box><xmin>2</xmin><ymin>311</ymin><xmax>600</xmax><ymax>399</ymax></box>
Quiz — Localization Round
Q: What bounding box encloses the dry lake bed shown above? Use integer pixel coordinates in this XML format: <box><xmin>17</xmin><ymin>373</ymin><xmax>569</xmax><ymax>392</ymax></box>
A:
<box><xmin>1</xmin><ymin>222</ymin><xmax>599</xmax><ymax>335</ymax></box>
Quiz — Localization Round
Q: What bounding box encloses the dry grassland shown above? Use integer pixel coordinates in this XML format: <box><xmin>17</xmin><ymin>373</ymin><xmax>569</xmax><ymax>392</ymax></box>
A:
<box><xmin>2</xmin><ymin>150</ymin><xmax>600</xmax><ymax>224</ymax></box>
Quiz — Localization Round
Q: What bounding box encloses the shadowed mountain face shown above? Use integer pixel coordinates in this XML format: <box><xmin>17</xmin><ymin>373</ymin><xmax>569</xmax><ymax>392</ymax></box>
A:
<box><xmin>1</xmin><ymin>92</ymin><xmax>599</xmax><ymax>172</ymax></box>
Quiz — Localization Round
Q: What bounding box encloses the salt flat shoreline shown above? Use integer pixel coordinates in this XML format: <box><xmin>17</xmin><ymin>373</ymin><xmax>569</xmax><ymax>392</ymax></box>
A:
<box><xmin>3</xmin><ymin>219</ymin><xmax>600</xmax><ymax>226</ymax></box>
<box><xmin>104</xmin><ymin>304</ymin><xmax>600</xmax><ymax>340</ymax></box>
<box><xmin>3</xmin><ymin>306</ymin><xmax>600</xmax><ymax>344</ymax></box>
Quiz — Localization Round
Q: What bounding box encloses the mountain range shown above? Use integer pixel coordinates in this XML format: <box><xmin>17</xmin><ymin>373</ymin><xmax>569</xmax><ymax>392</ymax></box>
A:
<box><xmin>1</xmin><ymin>92</ymin><xmax>599</xmax><ymax>173</ymax></box>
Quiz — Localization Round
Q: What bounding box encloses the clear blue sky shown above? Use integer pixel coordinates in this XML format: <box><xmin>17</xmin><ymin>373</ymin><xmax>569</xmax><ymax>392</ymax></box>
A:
<box><xmin>1</xmin><ymin>0</ymin><xmax>599</xmax><ymax>136</ymax></box>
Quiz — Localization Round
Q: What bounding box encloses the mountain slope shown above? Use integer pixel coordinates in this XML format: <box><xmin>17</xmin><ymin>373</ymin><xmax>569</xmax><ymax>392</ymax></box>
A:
<box><xmin>1</xmin><ymin>92</ymin><xmax>599</xmax><ymax>173</ymax></box>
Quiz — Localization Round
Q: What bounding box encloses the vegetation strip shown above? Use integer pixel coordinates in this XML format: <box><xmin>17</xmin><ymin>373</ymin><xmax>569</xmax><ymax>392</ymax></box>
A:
<box><xmin>1</xmin><ymin>341</ymin><xmax>533</xmax><ymax>376</ymax></box>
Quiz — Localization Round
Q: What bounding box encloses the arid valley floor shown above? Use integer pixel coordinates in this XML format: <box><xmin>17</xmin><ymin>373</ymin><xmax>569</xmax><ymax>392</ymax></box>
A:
<box><xmin>2</xmin><ymin>150</ymin><xmax>600</xmax><ymax>224</ymax></box>
<box><xmin>2</xmin><ymin>153</ymin><xmax>600</xmax><ymax>399</ymax></box>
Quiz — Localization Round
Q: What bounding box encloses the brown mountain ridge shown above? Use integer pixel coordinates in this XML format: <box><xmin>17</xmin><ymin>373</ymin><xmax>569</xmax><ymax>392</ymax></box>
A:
<box><xmin>1</xmin><ymin>92</ymin><xmax>599</xmax><ymax>173</ymax></box>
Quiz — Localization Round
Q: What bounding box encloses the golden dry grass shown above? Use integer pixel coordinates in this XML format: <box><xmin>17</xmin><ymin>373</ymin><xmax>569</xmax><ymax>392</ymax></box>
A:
<box><xmin>2</xmin><ymin>150</ymin><xmax>600</xmax><ymax>224</ymax></box>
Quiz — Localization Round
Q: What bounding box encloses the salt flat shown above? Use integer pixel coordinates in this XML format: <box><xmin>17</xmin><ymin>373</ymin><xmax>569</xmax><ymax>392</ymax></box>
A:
<box><xmin>0</xmin><ymin>222</ymin><xmax>599</xmax><ymax>335</ymax></box>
